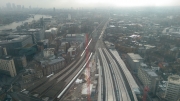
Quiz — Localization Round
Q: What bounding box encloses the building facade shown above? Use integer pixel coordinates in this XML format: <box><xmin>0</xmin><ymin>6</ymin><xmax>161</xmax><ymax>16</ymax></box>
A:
<box><xmin>138</xmin><ymin>64</ymin><xmax>159</xmax><ymax>95</ymax></box>
<box><xmin>127</xmin><ymin>53</ymin><xmax>143</xmax><ymax>73</ymax></box>
<box><xmin>34</xmin><ymin>48</ymin><xmax>65</xmax><ymax>76</ymax></box>
<box><xmin>62</xmin><ymin>33</ymin><xmax>86</xmax><ymax>43</ymax></box>
<box><xmin>35</xmin><ymin>58</ymin><xmax>65</xmax><ymax>76</ymax></box>
<box><xmin>0</xmin><ymin>35</ymin><xmax>33</xmax><ymax>56</ymax></box>
<box><xmin>165</xmin><ymin>75</ymin><xmax>180</xmax><ymax>101</ymax></box>
<box><xmin>14</xmin><ymin>55</ymin><xmax>27</xmax><ymax>73</ymax></box>
<box><xmin>27</xmin><ymin>29</ymin><xmax>44</xmax><ymax>43</ymax></box>
<box><xmin>0</xmin><ymin>55</ymin><xmax>17</xmax><ymax>77</ymax></box>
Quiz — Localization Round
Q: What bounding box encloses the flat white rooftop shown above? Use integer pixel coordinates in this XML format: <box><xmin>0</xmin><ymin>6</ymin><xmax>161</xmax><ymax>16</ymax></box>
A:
<box><xmin>168</xmin><ymin>75</ymin><xmax>180</xmax><ymax>85</ymax></box>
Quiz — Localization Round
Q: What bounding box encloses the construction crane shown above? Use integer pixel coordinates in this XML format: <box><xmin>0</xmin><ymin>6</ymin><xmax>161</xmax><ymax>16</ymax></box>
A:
<box><xmin>86</xmin><ymin>34</ymin><xmax>91</xmax><ymax>101</ymax></box>
<box><xmin>143</xmin><ymin>86</ymin><xmax>149</xmax><ymax>101</ymax></box>
<box><xmin>32</xmin><ymin>8</ymin><xmax>42</xmax><ymax>20</ymax></box>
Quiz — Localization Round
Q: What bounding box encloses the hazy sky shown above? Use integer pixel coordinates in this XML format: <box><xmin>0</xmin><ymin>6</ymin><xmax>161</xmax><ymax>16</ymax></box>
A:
<box><xmin>1</xmin><ymin>0</ymin><xmax>180</xmax><ymax>8</ymax></box>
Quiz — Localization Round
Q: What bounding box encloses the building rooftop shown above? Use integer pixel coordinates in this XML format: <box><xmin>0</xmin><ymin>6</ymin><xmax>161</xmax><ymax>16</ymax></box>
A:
<box><xmin>28</xmin><ymin>29</ymin><xmax>41</xmax><ymax>32</ymax></box>
<box><xmin>0</xmin><ymin>55</ymin><xmax>12</xmax><ymax>60</ymax></box>
<box><xmin>50</xmin><ymin>27</ymin><xmax>57</xmax><ymax>30</ymax></box>
<box><xmin>168</xmin><ymin>75</ymin><xmax>180</xmax><ymax>85</ymax></box>
<box><xmin>141</xmin><ymin>67</ymin><xmax>158</xmax><ymax>77</ymax></box>
<box><xmin>68</xmin><ymin>47</ymin><xmax>76</xmax><ymax>52</ymax></box>
<box><xmin>34</xmin><ymin>48</ymin><xmax>55</xmax><ymax>60</ymax></box>
<box><xmin>127</xmin><ymin>53</ymin><xmax>143</xmax><ymax>60</ymax></box>
<box><xmin>45</xmin><ymin>30</ymin><xmax>51</xmax><ymax>33</ymax></box>
<box><xmin>140</xmin><ymin>63</ymin><xmax>148</xmax><ymax>67</ymax></box>
<box><xmin>133</xmin><ymin>60</ymin><xmax>139</xmax><ymax>62</ymax></box>
<box><xmin>66</xmin><ymin>33</ymin><xmax>85</xmax><ymax>37</ymax></box>
<box><xmin>34</xmin><ymin>48</ymin><xmax>64</xmax><ymax>66</ymax></box>
<box><xmin>144</xmin><ymin>45</ymin><xmax>156</xmax><ymax>49</ymax></box>
<box><xmin>40</xmin><ymin>39</ymin><xmax>49</xmax><ymax>45</ymax></box>
<box><xmin>109</xmin><ymin>25</ymin><xmax>116</xmax><ymax>28</ymax></box>
<box><xmin>40</xmin><ymin>57</ymin><xmax>65</xmax><ymax>66</ymax></box>
<box><xmin>147</xmin><ymin>71</ymin><xmax>158</xmax><ymax>77</ymax></box>
<box><xmin>0</xmin><ymin>35</ymin><xmax>31</xmax><ymax>44</ymax></box>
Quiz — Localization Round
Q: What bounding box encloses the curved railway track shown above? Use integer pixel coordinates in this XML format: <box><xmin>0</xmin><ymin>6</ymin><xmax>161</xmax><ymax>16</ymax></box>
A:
<box><xmin>98</xmin><ymin>48</ymin><xmax>116</xmax><ymax>101</ymax></box>
<box><xmin>110</xmin><ymin>50</ymin><xmax>138</xmax><ymax>101</ymax></box>
<box><xmin>25</xmin><ymin>50</ymin><xmax>89</xmax><ymax>100</ymax></box>
<box><xmin>103</xmin><ymin>48</ymin><xmax>131</xmax><ymax>101</ymax></box>
<box><xmin>22</xmin><ymin>18</ymin><xmax>109</xmax><ymax>101</ymax></box>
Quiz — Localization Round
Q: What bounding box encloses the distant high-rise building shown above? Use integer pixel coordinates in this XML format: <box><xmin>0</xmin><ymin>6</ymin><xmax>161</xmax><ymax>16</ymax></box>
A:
<box><xmin>12</xmin><ymin>3</ymin><xmax>16</xmax><ymax>9</ymax></box>
<box><xmin>6</xmin><ymin>3</ymin><xmax>11</xmax><ymax>9</ymax></box>
<box><xmin>17</xmin><ymin>5</ymin><xmax>21</xmax><ymax>10</ymax></box>
<box><xmin>68</xmin><ymin>14</ymin><xmax>71</xmax><ymax>20</ymax></box>
<box><xmin>165</xmin><ymin>75</ymin><xmax>180</xmax><ymax>101</ymax></box>
<box><xmin>22</xmin><ymin>5</ymin><xmax>24</xmax><ymax>9</ymax></box>
<box><xmin>53</xmin><ymin>7</ymin><xmax>55</xmax><ymax>12</ymax></box>
<box><xmin>29</xmin><ymin>6</ymin><xmax>31</xmax><ymax>9</ymax></box>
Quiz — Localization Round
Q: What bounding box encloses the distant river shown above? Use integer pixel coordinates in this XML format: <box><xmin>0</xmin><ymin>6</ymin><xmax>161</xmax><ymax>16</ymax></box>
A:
<box><xmin>0</xmin><ymin>14</ymin><xmax>52</xmax><ymax>30</ymax></box>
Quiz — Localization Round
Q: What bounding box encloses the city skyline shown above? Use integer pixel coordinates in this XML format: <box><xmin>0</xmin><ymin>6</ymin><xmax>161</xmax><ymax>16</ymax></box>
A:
<box><xmin>1</xmin><ymin>0</ymin><xmax>180</xmax><ymax>8</ymax></box>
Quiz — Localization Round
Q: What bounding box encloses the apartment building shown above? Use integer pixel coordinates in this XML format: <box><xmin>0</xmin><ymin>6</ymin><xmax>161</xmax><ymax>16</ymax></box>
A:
<box><xmin>165</xmin><ymin>75</ymin><xmax>180</xmax><ymax>101</ymax></box>
<box><xmin>127</xmin><ymin>53</ymin><xmax>143</xmax><ymax>73</ymax></box>
<box><xmin>138</xmin><ymin>64</ymin><xmax>159</xmax><ymax>95</ymax></box>
<box><xmin>0</xmin><ymin>55</ymin><xmax>17</xmax><ymax>77</ymax></box>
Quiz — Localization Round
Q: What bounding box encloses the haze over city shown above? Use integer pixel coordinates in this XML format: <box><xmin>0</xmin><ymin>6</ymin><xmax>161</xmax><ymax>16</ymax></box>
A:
<box><xmin>1</xmin><ymin>0</ymin><xmax>180</xmax><ymax>8</ymax></box>
<box><xmin>1</xmin><ymin>0</ymin><xmax>180</xmax><ymax>100</ymax></box>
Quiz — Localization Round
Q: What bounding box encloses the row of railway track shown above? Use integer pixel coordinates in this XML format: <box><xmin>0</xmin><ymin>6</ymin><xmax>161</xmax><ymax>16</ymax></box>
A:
<box><xmin>99</xmin><ymin>48</ymin><xmax>116</xmax><ymax>101</ymax></box>
<box><xmin>24</xmin><ymin>51</ymin><xmax>88</xmax><ymax>100</ymax></box>
<box><xmin>98</xmin><ymin>48</ymin><xmax>131</xmax><ymax>101</ymax></box>
<box><xmin>104</xmin><ymin>48</ymin><xmax>131</xmax><ymax>101</ymax></box>
<box><xmin>21</xmin><ymin>18</ymin><xmax>109</xmax><ymax>101</ymax></box>
<box><xmin>110</xmin><ymin>50</ymin><xmax>138</xmax><ymax>101</ymax></box>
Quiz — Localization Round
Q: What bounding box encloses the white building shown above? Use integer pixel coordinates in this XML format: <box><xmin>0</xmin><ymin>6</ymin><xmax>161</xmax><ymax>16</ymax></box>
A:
<box><xmin>44</xmin><ymin>28</ymin><xmax>57</xmax><ymax>43</ymax></box>
<box><xmin>43</xmin><ymin>48</ymin><xmax>55</xmax><ymax>58</ymax></box>
<box><xmin>68</xmin><ymin>47</ymin><xmax>76</xmax><ymax>58</ymax></box>
<box><xmin>165</xmin><ymin>75</ymin><xmax>180</xmax><ymax>101</ymax></box>
<box><xmin>127</xmin><ymin>53</ymin><xmax>143</xmax><ymax>73</ymax></box>
<box><xmin>49</xmin><ymin>28</ymin><xmax>58</xmax><ymax>35</ymax></box>
<box><xmin>0</xmin><ymin>55</ymin><xmax>17</xmax><ymax>77</ymax></box>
